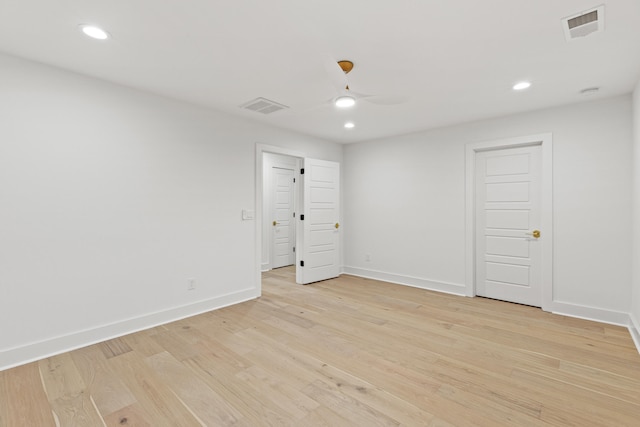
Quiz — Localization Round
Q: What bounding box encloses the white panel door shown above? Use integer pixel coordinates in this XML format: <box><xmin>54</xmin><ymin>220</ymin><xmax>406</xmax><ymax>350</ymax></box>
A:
<box><xmin>298</xmin><ymin>159</ymin><xmax>340</xmax><ymax>285</ymax></box>
<box><xmin>476</xmin><ymin>146</ymin><xmax>542</xmax><ymax>306</ymax></box>
<box><xmin>271</xmin><ymin>167</ymin><xmax>295</xmax><ymax>268</ymax></box>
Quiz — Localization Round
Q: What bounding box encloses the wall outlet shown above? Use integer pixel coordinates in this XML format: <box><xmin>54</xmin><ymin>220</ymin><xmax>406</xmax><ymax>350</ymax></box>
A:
<box><xmin>364</xmin><ymin>254</ymin><xmax>371</xmax><ymax>262</ymax></box>
<box><xmin>187</xmin><ymin>278</ymin><xmax>196</xmax><ymax>291</ymax></box>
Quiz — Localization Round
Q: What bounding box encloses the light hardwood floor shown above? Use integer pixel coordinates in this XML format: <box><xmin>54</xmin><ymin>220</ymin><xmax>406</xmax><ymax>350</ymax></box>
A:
<box><xmin>1</xmin><ymin>267</ymin><xmax>640</xmax><ymax>426</ymax></box>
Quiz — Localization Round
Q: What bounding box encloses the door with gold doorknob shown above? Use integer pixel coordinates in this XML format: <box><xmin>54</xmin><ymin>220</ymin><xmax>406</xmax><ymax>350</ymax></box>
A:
<box><xmin>298</xmin><ymin>158</ymin><xmax>341</xmax><ymax>285</ymax></box>
<box><xmin>475</xmin><ymin>145</ymin><xmax>543</xmax><ymax>307</ymax></box>
<box><xmin>270</xmin><ymin>166</ymin><xmax>295</xmax><ymax>269</ymax></box>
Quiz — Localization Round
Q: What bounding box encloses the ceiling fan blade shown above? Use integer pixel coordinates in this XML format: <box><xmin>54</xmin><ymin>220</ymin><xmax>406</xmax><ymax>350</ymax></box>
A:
<box><xmin>348</xmin><ymin>90</ymin><xmax>408</xmax><ymax>106</ymax></box>
<box><xmin>361</xmin><ymin>94</ymin><xmax>409</xmax><ymax>106</ymax></box>
<box><xmin>292</xmin><ymin>96</ymin><xmax>335</xmax><ymax>114</ymax></box>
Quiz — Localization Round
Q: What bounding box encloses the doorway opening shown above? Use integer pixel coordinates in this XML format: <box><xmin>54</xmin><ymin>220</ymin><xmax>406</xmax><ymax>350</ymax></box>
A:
<box><xmin>262</xmin><ymin>152</ymin><xmax>301</xmax><ymax>272</ymax></box>
<box><xmin>255</xmin><ymin>144</ymin><xmax>341</xmax><ymax>294</ymax></box>
<box><xmin>255</xmin><ymin>145</ymin><xmax>303</xmax><ymax>295</ymax></box>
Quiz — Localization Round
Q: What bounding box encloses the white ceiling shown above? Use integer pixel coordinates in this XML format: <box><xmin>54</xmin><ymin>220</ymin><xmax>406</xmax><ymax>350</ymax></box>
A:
<box><xmin>1</xmin><ymin>1</ymin><xmax>639</xmax><ymax>143</ymax></box>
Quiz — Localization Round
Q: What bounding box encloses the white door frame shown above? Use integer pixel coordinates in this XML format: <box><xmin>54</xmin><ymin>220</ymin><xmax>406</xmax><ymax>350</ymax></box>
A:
<box><xmin>465</xmin><ymin>133</ymin><xmax>553</xmax><ymax>311</ymax></box>
<box><xmin>255</xmin><ymin>144</ymin><xmax>305</xmax><ymax>294</ymax></box>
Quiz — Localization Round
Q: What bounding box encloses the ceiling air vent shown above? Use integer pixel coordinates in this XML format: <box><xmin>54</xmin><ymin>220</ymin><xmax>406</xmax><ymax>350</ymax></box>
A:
<box><xmin>240</xmin><ymin>97</ymin><xmax>289</xmax><ymax>115</ymax></box>
<box><xmin>562</xmin><ymin>5</ymin><xmax>605</xmax><ymax>41</ymax></box>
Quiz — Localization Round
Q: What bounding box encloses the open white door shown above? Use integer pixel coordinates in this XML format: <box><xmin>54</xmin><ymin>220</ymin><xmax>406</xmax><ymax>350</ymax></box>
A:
<box><xmin>297</xmin><ymin>158</ymin><xmax>340</xmax><ymax>285</ymax></box>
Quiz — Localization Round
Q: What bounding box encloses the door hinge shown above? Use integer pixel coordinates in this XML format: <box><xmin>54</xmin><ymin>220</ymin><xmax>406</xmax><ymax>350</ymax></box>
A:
<box><xmin>300</xmin><ymin>214</ymin><xmax>304</xmax><ymax>221</ymax></box>
<box><xmin>293</xmin><ymin>212</ymin><xmax>295</xmax><ymax>218</ymax></box>
<box><xmin>300</xmin><ymin>168</ymin><xmax>305</xmax><ymax>175</ymax></box>
<box><xmin>293</xmin><ymin>246</ymin><xmax>296</xmax><ymax>253</ymax></box>
<box><xmin>300</xmin><ymin>260</ymin><xmax>304</xmax><ymax>267</ymax></box>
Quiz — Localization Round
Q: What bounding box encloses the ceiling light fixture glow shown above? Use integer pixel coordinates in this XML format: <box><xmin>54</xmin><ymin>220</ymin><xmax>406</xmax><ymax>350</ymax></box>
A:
<box><xmin>344</xmin><ymin>122</ymin><xmax>355</xmax><ymax>129</ymax></box>
<box><xmin>80</xmin><ymin>25</ymin><xmax>109</xmax><ymax>40</ymax></box>
<box><xmin>513</xmin><ymin>81</ymin><xmax>531</xmax><ymax>91</ymax></box>
<box><xmin>335</xmin><ymin>96</ymin><xmax>356</xmax><ymax>108</ymax></box>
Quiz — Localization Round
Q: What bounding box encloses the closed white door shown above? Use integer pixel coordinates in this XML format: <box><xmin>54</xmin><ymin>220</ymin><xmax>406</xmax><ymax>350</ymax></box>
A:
<box><xmin>297</xmin><ymin>159</ymin><xmax>340</xmax><ymax>285</ymax></box>
<box><xmin>475</xmin><ymin>145</ymin><xmax>542</xmax><ymax>306</ymax></box>
<box><xmin>271</xmin><ymin>167</ymin><xmax>295</xmax><ymax>268</ymax></box>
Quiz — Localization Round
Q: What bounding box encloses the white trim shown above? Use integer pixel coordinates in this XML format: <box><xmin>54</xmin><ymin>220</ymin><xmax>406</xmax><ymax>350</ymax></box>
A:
<box><xmin>0</xmin><ymin>288</ymin><xmax>258</xmax><ymax>371</ymax></box>
<box><xmin>255</xmin><ymin>144</ymin><xmax>306</xmax><ymax>293</ymax></box>
<box><xmin>346</xmin><ymin>266</ymin><xmax>638</xmax><ymax>353</ymax></box>
<box><xmin>345</xmin><ymin>265</ymin><xmax>639</xmax><ymax>353</ymax></box>
<box><xmin>465</xmin><ymin>133</ymin><xmax>553</xmax><ymax>311</ymax></box>
<box><xmin>342</xmin><ymin>266</ymin><xmax>467</xmax><ymax>296</ymax></box>
<box><xmin>630</xmin><ymin>313</ymin><xmax>640</xmax><ymax>354</ymax></box>
<box><xmin>549</xmin><ymin>300</ymin><xmax>629</xmax><ymax>326</ymax></box>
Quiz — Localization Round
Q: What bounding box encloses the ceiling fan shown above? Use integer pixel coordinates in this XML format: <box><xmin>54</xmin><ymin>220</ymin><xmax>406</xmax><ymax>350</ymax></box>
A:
<box><xmin>326</xmin><ymin>59</ymin><xmax>408</xmax><ymax>108</ymax></box>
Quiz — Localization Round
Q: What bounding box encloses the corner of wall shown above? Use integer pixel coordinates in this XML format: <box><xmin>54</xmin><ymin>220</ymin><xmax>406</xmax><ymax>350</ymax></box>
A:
<box><xmin>632</xmin><ymin>79</ymin><xmax>640</xmax><ymax>354</ymax></box>
<box><xmin>630</xmin><ymin>313</ymin><xmax>640</xmax><ymax>354</ymax></box>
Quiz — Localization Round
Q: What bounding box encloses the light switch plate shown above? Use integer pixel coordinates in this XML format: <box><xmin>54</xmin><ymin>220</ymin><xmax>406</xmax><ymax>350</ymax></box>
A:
<box><xmin>242</xmin><ymin>209</ymin><xmax>255</xmax><ymax>220</ymax></box>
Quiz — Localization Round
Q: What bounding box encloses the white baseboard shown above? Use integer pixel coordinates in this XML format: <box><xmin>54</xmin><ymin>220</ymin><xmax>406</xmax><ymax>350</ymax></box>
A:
<box><xmin>342</xmin><ymin>266</ymin><xmax>466</xmax><ymax>296</ymax></box>
<box><xmin>549</xmin><ymin>300</ymin><xmax>630</xmax><ymax>326</ymax></box>
<box><xmin>342</xmin><ymin>267</ymin><xmax>639</xmax><ymax>354</ymax></box>
<box><xmin>0</xmin><ymin>288</ymin><xmax>259</xmax><ymax>371</ymax></box>
<box><xmin>261</xmin><ymin>262</ymin><xmax>270</xmax><ymax>272</ymax></box>
<box><xmin>630</xmin><ymin>313</ymin><xmax>640</xmax><ymax>354</ymax></box>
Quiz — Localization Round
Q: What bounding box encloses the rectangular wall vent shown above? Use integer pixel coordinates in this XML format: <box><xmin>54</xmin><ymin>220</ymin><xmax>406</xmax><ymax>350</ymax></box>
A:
<box><xmin>239</xmin><ymin>97</ymin><xmax>289</xmax><ymax>115</ymax></box>
<box><xmin>562</xmin><ymin>5</ymin><xmax>605</xmax><ymax>41</ymax></box>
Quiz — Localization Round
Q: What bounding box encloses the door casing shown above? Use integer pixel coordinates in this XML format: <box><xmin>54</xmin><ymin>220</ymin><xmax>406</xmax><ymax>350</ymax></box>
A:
<box><xmin>465</xmin><ymin>133</ymin><xmax>553</xmax><ymax>312</ymax></box>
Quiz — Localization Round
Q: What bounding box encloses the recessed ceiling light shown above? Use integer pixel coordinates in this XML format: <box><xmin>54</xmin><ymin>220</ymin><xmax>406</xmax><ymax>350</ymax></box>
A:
<box><xmin>344</xmin><ymin>122</ymin><xmax>355</xmax><ymax>129</ymax></box>
<box><xmin>80</xmin><ymin>25</ymin><xmax>109</xmax><ymax>40</ymax></box>
<box><xmin>335</xmin><ymin>96</ymin><xmax>356</xmax><ymax>108</ymax></box>
<box><xmin>513</xmin><ymin>81</ymin><xmax>531</xmax><ymax>91</ymax></box>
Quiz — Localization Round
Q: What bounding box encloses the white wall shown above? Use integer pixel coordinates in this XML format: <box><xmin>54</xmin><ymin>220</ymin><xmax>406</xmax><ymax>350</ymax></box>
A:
<box><xmin>344</xmin><ymin>96</ymin><xmax>633</xmax><ymax>322</ymax></box>
<box><xmin>632</xmin><ymin>80</ymin><xmax>640</xmax><ymax>346</ymax></box>
<box><xmin>2</xmin><ymin>51</ymin><xmax>635</xmax><ymax>369</ymax></box>
<box><xmin>0</xmin><ymin>53</ymin><xmax>341</xmax><ymax>369</ymax></box>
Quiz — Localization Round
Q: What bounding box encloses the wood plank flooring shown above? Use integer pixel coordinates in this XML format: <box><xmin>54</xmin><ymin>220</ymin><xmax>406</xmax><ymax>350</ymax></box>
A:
<box><xmin>1</xmin><ymin>267</ymin><xmax>639</xmax><ymax>426</ymax></box>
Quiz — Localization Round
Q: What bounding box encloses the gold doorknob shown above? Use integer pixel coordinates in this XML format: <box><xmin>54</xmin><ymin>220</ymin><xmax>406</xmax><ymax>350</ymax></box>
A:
<box><xmin>335</xmin><ymin>223</ymin><xmax>340</xmax><ymax>229</ymax></box>
<box><xmin>272</xmin><ymin>221</ymin><xmax>279</xmax><ymax>226</ymax></box>
<box><xmin>526</xmin><ymin>230</ymin><xmax>541</xmax><ymax>238</ymax></box>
